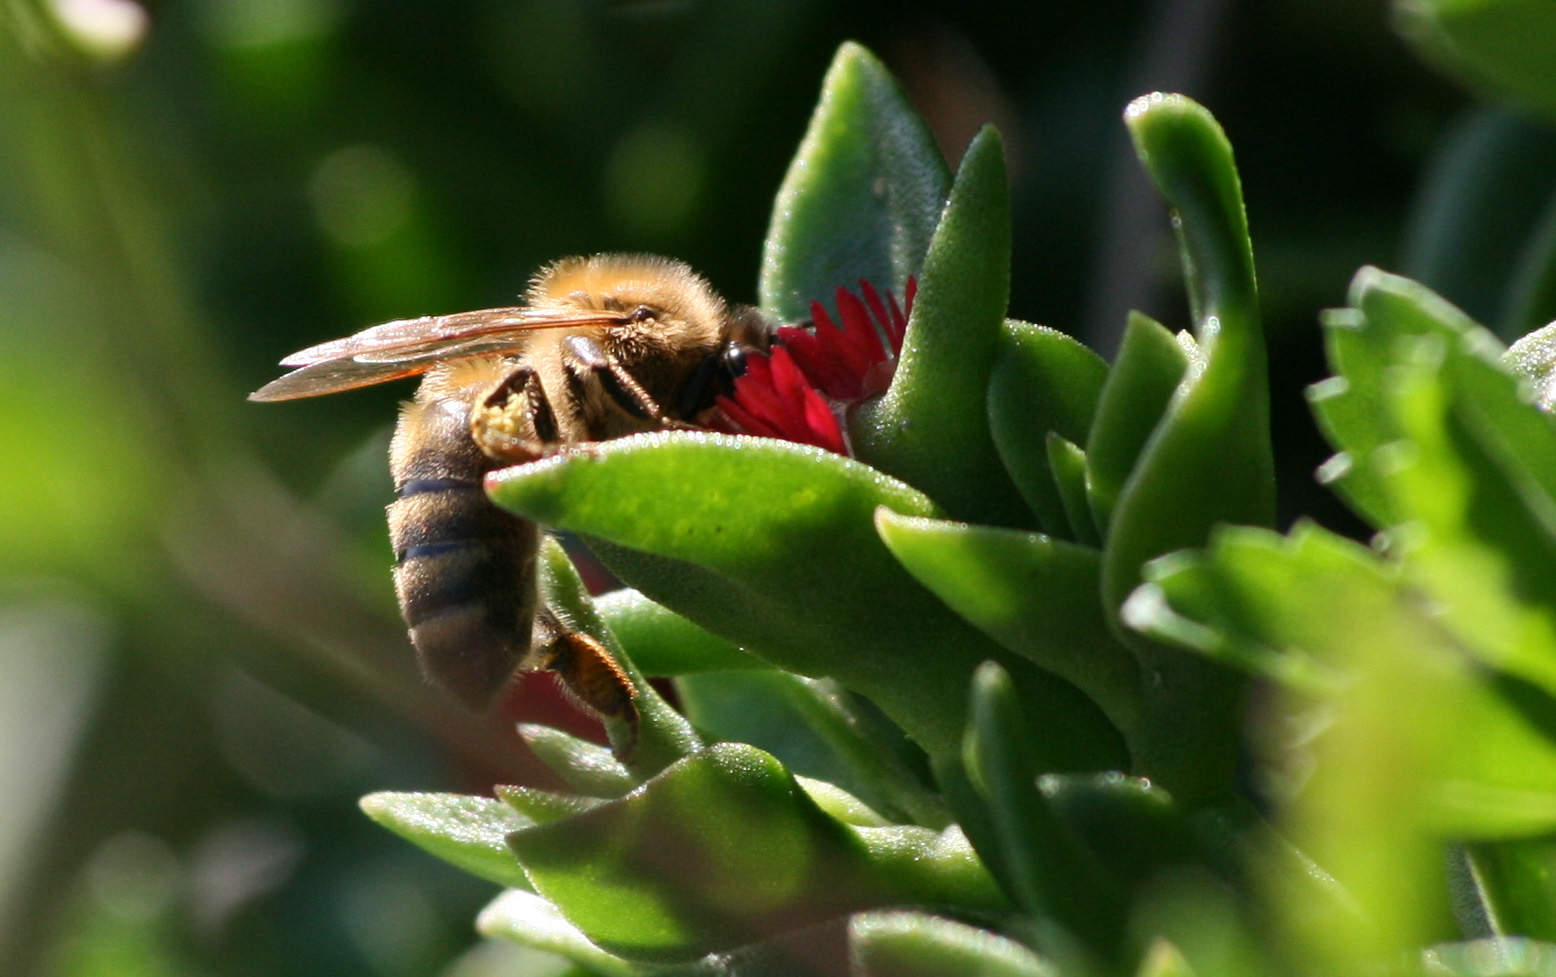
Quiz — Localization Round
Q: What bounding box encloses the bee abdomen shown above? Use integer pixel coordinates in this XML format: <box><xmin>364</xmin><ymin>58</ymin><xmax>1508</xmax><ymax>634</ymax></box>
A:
<box><xmin>389</xmin><ymin>481</ymin><xmax>540</xmax><ymax>708</ymax></box>
<box><xmin>388</xmin><ymin>393</ymin><xmax>541</xmax><ymax>708</ymax></box>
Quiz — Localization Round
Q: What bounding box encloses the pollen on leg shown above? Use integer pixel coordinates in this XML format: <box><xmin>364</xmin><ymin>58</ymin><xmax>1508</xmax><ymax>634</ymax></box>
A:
<box><xmin>472</xmin><ymin>368</ymin><xmax>551</xmax><ymax>464</ymax></box>
<box><xmin>549</xmin><ymin>629</ymin><xmax>640</xmax><ymax>756</ymax></box>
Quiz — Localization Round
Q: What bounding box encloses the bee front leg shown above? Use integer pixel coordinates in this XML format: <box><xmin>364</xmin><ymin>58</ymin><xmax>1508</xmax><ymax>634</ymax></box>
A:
<box><xmin>531</xmin><ymin>608</ymin><xmax>640</xmax><ymax>757</ymax></box>
<box><xmin>471</xmin><ymin>364</ymin><xmax>560</xmax><ymax>464</ymax></box>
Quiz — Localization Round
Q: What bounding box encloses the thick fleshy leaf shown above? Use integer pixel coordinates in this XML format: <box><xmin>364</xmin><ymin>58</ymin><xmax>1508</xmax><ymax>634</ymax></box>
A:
<box><xmin>1040</xmin><ymin>772</ymin><xmax>1210</xmax><ymax>893</ymax></box>
<box><xmin>1508</xmin><ymin>320</ymin><xmax>1556</xmax><ymax>410</ymax></box>
<box><xmin>477</xmin><ymin>889</ymin><xmax>636</xmax><ymax>977</ymax></box>
<box><xmin>1308</xmin><ymin>267</ymin><xmax>1478</xmax><ymax>527</ymax></box>
<box><xmin>517</xmin><ymin>723</ymin><xmax>638</xmax><ymax>799</ymax></box>
<box><xmin>987</xmin><ymin>319</ymin><xmax>1109</xmax><ymax>537</ymax></box>
<box><xmin>1463</xmin><ymin>838</ymin><xmax>1556</xmax><ymax>944</ymax></box>
<box><xmin>758</xmin><ymin>42</ymin><xmax>949</xmax><ymax>322</ymax></box>
<box><xmin>641</xmin><ymin>919</ymin><xmax>854</xmax><ymax>976</ymax></box>
<box><xmin>593</xmin><ymin>588</ymin><xmax>766</xmax><ymax>675</ymax></box>
<box><xmin>538</xmin><ymin>536</ymin><xmax>703</xmax><ymax>774</ymax></box>
<box><xmin>1129</xmin><ymin>522</ymin><xmax>1556</xmax><ymax>968</ymax></box>
<box><xmin>795</xmin><ymin>777</ymin><xmax>895</xmax><ymax>828</ymax></box>
<box><xmin>359</xmin><ymin>792</ymin><xmax>532</xmax><ymax>890</ymax></box>
<box><xmin>1106</xmin><ymin>94</ymin><xmax>1271</xmax><ymax>805</ymax></box>
<box><xmin>494</xmin><ymin>785</ymin><xmax>606</xmax><ymax>826</ymax></box>
<box><xmin>488</xmin><ymin>431</ymin><xmax>1123</xmax><ymax>766</ymax></box>
<box><xmin>849</xmin><ymin>911</ymin><xmax>1056</xmax><ymax>977</ymax></box>
<box><xmin>1307</xmin><ymin>310</ymin><xmax>1397</xmax><ymax>527</ymax></box>
<box><xmin>506</xmin><ymin>742</ymin><xmax>1006</xmax><ymax>962</ymax></box>
<box><xmin>1047</xmin><ymin>433</ymin><xmax>1100</xmax><ymax>548</ymax></box>
<box><xmin>1136</xmin><ymin>940</ymin><xmax>1195</xmax><ymax>977</ymax></box>
<box><xmin>962</xmin><ymin>662</ymin><xmax>1117</xmax><ymax>946</ymax></box>
<box><xmin>850</xmin><ymin>126</ymin><xmax>1033</xmax><ymax>530</ymax></box>
<box><xmin>1423</xmin><ymin>937</ymin><xmax>1556</xmax><ymax>976</ymax></box>
<box><xmin>677</xmin><ymin>669</ymin><xmax>951</xmax><ymax>828</ymax></box>
<box><xmin>1108</xmin><ymin>93</ymin><xmax>1272</xmax><ymax>601</ymax></box>
<box><xmin>1397</xmin><ymin>1</ymin><xmax>1556</xmax><ymax>122</ymax></box>
<box><xmin>1380</xmin><ymin>329</ymin><xmax>1556</xmax><ymax>698</ymax></box>
<box><xmin>1085</xmin><ymin>312</ymin><xmax>1190</xmax><ymax>535</ymax></box>
<box><xmin>876</xmin><ymin>510</ymin><xmax>1140</xmax><ymax>737</ymax></box>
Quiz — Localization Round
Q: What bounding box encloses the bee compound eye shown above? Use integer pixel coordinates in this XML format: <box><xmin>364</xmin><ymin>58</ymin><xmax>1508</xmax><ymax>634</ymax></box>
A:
<box><xmin>721</xmin><ymin>344</ymin><xmax>749</xmax><ymax>378</ymax></box>
<box><xmin>630</xmin><ymin>305</ymin><xmax>656</xmax><ymax>323</ymax></box>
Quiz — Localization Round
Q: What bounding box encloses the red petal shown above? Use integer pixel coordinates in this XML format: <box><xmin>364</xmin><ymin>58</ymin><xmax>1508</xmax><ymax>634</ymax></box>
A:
<box><xmin>716</xmin><ymin>393</ymin><xmax>784</xmax><ymax>438</ymax></box>
<box><xmin>779</xmin><ymin>324</ymin><xmax>861</xmax><ymax>400</ymax></box>
<box><xmin>801</xmin><ymin>389</ymin><xmax>848</xmax><ymax>455</ymax></box>
<box><xmin>809</xmin><ymin>300</ymin><xmax>874</xmax><ymax>381</ymax></box>
<box><xmin>858</xmin><ymin>279</ymin><xmax>892</xmax><ymax>341</ymax></box>
<box><xmin>834</xmin><ymin>286</ymin><xmax>888</xmax><ymax>365</ymax></box>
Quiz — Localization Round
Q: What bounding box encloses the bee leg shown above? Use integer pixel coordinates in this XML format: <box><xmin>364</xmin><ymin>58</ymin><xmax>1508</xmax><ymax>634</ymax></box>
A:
<box><xmin>531</xmin><ymin>608</ymin><xmax>640</xmax><ymax>757</ymax></box>
<box><xmin>563</xmin><ymin>335</ymin><xmax>665</xmax><ymax>424</ymax></box>
<box><xmin>472</xmin><ymin>364</ymin><xmax>559</xmax><ymax>464</ymax></box>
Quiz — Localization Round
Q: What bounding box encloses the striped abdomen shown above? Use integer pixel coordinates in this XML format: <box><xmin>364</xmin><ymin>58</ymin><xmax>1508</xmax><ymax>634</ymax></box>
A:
<box><xmin>387</xmin><ymin>385</ymin><xmax>540</xmax><ymax>707</ymax></box>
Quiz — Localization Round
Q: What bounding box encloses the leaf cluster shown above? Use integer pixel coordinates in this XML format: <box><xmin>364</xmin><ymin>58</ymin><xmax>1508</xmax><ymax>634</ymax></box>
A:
<box><xmin>362</xmin><ymin>30</ymin><xmax>1556</xmax><ymax>977</ymax></box>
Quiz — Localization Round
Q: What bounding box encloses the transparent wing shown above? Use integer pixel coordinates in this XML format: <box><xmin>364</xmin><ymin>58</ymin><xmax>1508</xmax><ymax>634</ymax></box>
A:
<box><xmin>279</xmin><ymin>307</ymin><xmax>618</xmax><ymax>366</ymax></box>
<box><xmin>251</xmin><ymin>306</ymin><xmax>624</xmax><ymax>401</ymax></box>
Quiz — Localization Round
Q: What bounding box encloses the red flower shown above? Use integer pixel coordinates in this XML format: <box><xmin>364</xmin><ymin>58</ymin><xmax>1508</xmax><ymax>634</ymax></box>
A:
<box><xmin>715</xmin><ymin>278</ymin><xmax>914</xmax><ymax>455</ymax></box>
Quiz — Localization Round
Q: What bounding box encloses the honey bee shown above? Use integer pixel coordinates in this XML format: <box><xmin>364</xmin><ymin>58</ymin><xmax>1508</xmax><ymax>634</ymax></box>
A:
<box><xmin>252</xmin><ymin>254</ymin><xmax>771</xmax><ymax>749</ymax></box>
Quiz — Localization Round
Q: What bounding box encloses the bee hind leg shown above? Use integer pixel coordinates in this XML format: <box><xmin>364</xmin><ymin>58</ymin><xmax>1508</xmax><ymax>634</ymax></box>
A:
<box><xmin>472</xmin><ymin>364</ymin><xmax>558</xmax><ymax>464</ymax></box>
<box><xmin>531</xmin><ymin>608</ymin><xmax>640</xmax><ymax>757</ymax></box>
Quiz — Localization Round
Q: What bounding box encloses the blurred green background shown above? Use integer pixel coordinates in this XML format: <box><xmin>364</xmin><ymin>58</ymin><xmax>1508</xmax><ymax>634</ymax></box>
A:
<box><xmin>0</xmin><ymin>0</ymin><xmax>1520</xmax><ymax>973</ymax></box>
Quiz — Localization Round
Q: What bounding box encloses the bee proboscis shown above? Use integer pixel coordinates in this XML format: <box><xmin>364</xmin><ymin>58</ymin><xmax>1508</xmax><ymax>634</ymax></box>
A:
<box><xmin>252</xmin><ymin>254</ymin><xmax>772</xmax><ymax>751</ymax></box>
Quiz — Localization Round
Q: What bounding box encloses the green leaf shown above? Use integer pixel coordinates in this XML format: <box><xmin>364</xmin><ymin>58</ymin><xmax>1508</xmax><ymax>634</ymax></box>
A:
<box><xmin>359</xmin><ymin>792</ymin><xmax>532</xmax><ymax>890</ymax></box>
<box><xmin>1464</xmin><ymin>838</ymin><xmax>1556</xmax><ymax>944</ymax></box>
<box><xmin>537</xmin><ymin>536</ymin><xmax>703</xmax><ymax>774</ymax></box>
<box><xmin>1307</xmin><ymin>310</ymin><xmax>1399</xmax><ymax>527</ymax></box>
<box><xmin>1085</xmin><ymin>311</ymin><xmax>1190</xmax><ymax>535</ymax></box>
<box><xmin>677</xmin><ymin>669</ymin><xmax>857</xmax><ymax>789</ymax></box>
<box><xmin>507</xmin><ymin>742</ymin><xmax>1006</xmax><ymax>963</ymax></box>
<box><xmin>1423</xmin><ymin>937</ymin><xmax>1556</xmax><ymax>977</ymax></box>
<box><xmin>1105</xmin><ymin>94</ymin><xmax>1271</xmax><ymax>805</ymax></box>
<box><xmin>1380</xmin><ymin>326</ymin><xmax>1556</xmax><ymax>699</ymax></box>
<box><xmin>677</xmin><ymin>669</ymin><xmax>951</xmax><ymax>828</ymax></box>
<box><xmin>477</xmin><ymin>889</ymin><xmax>636</xmax><ymax>977</ymax></box>
<box><xmin>759</xmin><ymin>42</ymin><xmax>950</xmax><ymax>322</ymax></box>
<box><xmin>1108</xmin><ymin>92</ymin><xmax>1272</xmax><ymax>608</ymax></box>
<box><xmin>849</xmin><ymin>910</ymin><xmax>1057</xmax><ymax>977</ymax></box>
<box><xmin>1041</xmin><ymin>772</ymin><xmax>1209</xmax><ymax>894</ymax></box>
<box><xmin>1130</xmin><ymin>521</ymin><xmax>1556</xmax><ymax>968</ymax></box>
<box><xmin>489</xmin><ymin>431</ymin><xmax>1123</xmax><ymax>766</ymax></box>
<box><xmin>850</xmin><ymin>125</ymin><xmax>1031</xmax><ymax>529</ymax></box>
<box><xmin>494</xmin><ymin>785</ymin><xmax>607</xmax><ymax>826</ymax></box>
<box><xmin>517</xmin><ymin>724</ymin><xmax>638</xmax><ymax>799</ymax></box>
<box><xmin>962</xmin><ymin>662</ymin><xmax>1117</xmax><ymax>945</ymax></box>
<box><xmin>876</xmin><ymin>510</ymin><xmax>1140</xmax><ymax>737</ymax></box>
<box><xmin>1121</xmin><ymin>522</ymin><xmax>1374</xmax><ymax>695</ymax></box>
<box><xmin>1047</xmin><ymin>433</ymin><xmax>1101</xmax><ymax>548</ymax></box>
<box><xmin>1136</xmin><ymin>940</ymin><xmax>1196</xmax><ymax>977</ymax></box>
<box><xmin>1507</xmin><ymin>320</ymin><xmax>1556</xmax><ymax>410</ymax></box>
<box><xmin>1397</xmin><ymin>1</ymin><xmax>1556</xmax><ymax>122</ymax></box>
<box><xmin>593</xmin><ymin>588</ymin><xmax>767</xmax><ymax>675</ymax></box>
<box><xmin>987</xmin><ymin>319</ymin><xmax>1109</xmax><ymax>537</ymax></box>
<box><xmin>637</xmin><ymin>920</ymin><xmax>853</xmax><ymax>976</ymax></box>
<box><xmin>795</xmin><ymin>777</ymin><xmax>895</xmax><ymax>828</ymax></box>
<box><xmin>1309</xmin><ymin>267</ymin><xmax>1479</xmax><ymax>528</ymax></box>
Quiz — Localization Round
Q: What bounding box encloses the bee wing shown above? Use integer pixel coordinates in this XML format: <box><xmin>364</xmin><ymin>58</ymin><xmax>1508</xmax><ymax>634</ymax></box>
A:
<box><xmin>278</xmin><ymin>307</ymin><xmax>616</xmax><ymax>366</ymax></box>
<box><xmin>251</xmin><ymin>306</ymin><xmax>623</xmax><ymax>402</ymax></box>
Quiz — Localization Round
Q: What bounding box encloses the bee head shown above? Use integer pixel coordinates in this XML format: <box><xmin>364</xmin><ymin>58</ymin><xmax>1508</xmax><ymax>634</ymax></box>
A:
<box><xmin>528</xmin><ymin>253</ymin><xmax>729</xmax><ymax>347</ymax></box>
